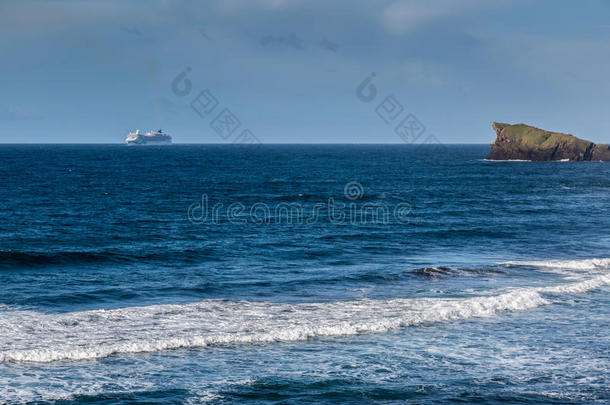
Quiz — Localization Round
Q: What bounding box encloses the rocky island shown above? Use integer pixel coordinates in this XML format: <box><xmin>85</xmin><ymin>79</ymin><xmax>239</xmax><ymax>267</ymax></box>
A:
<box><xmin>487</xmin><ymin>122</ymin><xmax>610</xmax><ymax>161</ymax></box>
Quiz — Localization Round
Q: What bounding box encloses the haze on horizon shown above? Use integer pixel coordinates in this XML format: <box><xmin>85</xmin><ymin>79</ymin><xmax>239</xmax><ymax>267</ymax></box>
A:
<box><xmin>1</xmin><ymin>0</ymin><xmax>609</xmax><ymax>144</ymax></box>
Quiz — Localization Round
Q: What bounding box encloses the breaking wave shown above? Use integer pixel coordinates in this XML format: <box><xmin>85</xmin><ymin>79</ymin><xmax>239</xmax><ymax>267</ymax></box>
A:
<box><xmin>1</xmin><ymin>273</ymin><xmax>608</xmax><ymax>364</ymax></box>
<box><xmin>411</xmin><ymin>266</ymin><xmax>506</xmax><ymax>277</ymax></box>
<box><xmin>503</xmin><ymin>258</ymin><xmax>610</xmax><ymax>271</ymax></box>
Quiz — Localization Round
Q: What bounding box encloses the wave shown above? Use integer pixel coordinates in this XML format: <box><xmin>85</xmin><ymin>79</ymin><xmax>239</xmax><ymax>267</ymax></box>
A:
<box><xmin>482</xmin><ymin>159</ymin><xmax>532</xmax><ymax>162</ymax></box>
<box><xmin>0</xmin><ymin>248</ymin><xmax>221</xmax><ymax>269</ymax></box>
<box><xmin>484</xmin><ymin>158</ymin><xmax>574</xmax><ymax>162</ymax></box>
<box><xmin>0</xmin><ymin>250</ymin><xmax>112</xmax><ymax>269</ymax></box>
<box><xmin>411</xmin><ymin>266</ymin><xmax>506</xmax><ymax>277</ymax></box>
<box><xmin>503</xmin><ymin>258</ymin><xmax>610</xmax><ymax>271</ymax></box>
<box><xmin>1</xmin><ymin>273</ymin><xmax>607</xmax><ymax>364</ymax></box>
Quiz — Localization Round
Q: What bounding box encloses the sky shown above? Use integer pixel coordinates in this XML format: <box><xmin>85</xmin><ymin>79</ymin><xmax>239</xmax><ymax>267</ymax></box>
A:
<box><xmin>1</xmin><ymin>0</ymin><xmax>610</xmax><ymax>144</ymax></box>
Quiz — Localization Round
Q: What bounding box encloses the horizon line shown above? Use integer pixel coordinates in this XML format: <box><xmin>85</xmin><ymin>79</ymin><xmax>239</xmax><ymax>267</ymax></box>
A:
<box><xmin>0</xmin><ymin>142</ymin><xmax>492</xmax><ymax>145</ymax></box>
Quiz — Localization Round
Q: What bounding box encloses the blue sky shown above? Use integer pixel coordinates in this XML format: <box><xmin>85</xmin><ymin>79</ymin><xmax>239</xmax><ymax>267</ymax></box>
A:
<box><xmin>1</xmin><ymin>0</ymin><xmax>610</xmax><ymax>143</ymax></box>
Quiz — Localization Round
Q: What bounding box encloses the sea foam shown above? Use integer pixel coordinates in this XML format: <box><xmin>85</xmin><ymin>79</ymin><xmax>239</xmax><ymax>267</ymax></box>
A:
<box><xmin>0</xmin><ymin>274</ymin><xmax>608</xmax><ymax>364</ymax></box>
<box><xmin>504</xmin><ymin>258</ymin><xmax>610</xmax><ymax>271</ymax></box>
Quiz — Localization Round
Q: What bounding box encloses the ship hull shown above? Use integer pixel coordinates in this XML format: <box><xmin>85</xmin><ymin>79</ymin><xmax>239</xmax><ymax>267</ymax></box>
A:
<box><xmin>126</xmin><ymin>140</ymin><xmax>172</xmax><ymax>146</ymax></box>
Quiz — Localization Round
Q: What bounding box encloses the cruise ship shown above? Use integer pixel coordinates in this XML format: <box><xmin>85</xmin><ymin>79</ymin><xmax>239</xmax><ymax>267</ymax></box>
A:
<box><xmin>125</xmin><ymin>129</ymin><xmax>172</xmax><ymax>145</ymax></box>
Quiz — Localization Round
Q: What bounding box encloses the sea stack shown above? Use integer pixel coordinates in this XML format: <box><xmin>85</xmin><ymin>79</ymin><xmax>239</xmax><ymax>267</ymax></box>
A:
<box><xmin>487</xmin><ymin>122</ymin><xmax>610</xmax><ymax>161</ymax></box>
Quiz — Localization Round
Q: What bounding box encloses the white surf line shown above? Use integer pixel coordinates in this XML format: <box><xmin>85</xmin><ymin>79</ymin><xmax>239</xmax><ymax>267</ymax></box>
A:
<box><xmin>0</xmin><ymin>274</ymin><xmax>608</xmax><ymax>364</ymax></box>
<box><xmin>503</xmin><ymin>258</ymin><xmax>610</xmax><ymax>270</ymax></box>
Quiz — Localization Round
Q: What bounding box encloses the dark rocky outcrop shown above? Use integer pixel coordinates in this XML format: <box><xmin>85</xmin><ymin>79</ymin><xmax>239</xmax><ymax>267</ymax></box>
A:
<box><xmin>487</xmin><ymin>122</ymin><xmax>610</xmax><ymax>161</ymax></box>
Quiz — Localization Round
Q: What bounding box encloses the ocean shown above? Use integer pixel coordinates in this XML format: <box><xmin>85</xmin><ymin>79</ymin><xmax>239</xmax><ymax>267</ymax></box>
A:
<box><xmin>0</xmin><ymin>144</ymin><xmax>609</xmax><ymax>404</ymax></box>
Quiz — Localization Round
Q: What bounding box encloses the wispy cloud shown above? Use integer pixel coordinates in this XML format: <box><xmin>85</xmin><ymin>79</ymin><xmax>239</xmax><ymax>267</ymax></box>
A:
<box><xmin>260</xmin><ymin>33</ymin><xmax>304</xmax><ymax>49</ymax></box>
<box><xmin>483</xmin><ymin>32</ymin><xmax>610</xmax><ymax>95</ymax></box>
<box><xmin>317</xmin><ymin>38</ymin><xmax>339</xmax><ymax>52</ymax></box>
<box><xmin>0</xmin><ymin>0</ymin><xmax>127</xmax><ymax>35</ymax></box>
<box><xmin>120</xmin><ymin>26</ymin><xmax>143</xmax><ymax>36</ymax></box>
<box><xmin>402</xmin><ymin>60</ymin><xmax>444</xmax><ymax>88</ymax></box>
<box><xmin>380</xmin><ymin>0</ymin><xmax>512</xmax><ymax>35</ymax></box>
<box><xmin>119</xmin><ymin>26</ymin><xmax>157</xmax><ymax>44</ymax></box>
<box><xmin>199</xmin><ymin>27</ymin><xmax>212</xmax><ymax>40</ymax></box>
<box><xmin>0</xmin><ymin>106</ymin><xmax>43</xmax><ymax>121</ymax></box>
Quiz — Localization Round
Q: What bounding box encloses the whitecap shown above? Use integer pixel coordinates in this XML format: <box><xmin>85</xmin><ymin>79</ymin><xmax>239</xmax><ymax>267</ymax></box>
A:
<box><xmin>0</xmin><ymin>273</ymin><xmax>607</xmax><ymax>364</ymax></box>
<box><xmin>503</xmin><ymin>258</ymin><xmax>610</xmax><ymax>271</ymax></box>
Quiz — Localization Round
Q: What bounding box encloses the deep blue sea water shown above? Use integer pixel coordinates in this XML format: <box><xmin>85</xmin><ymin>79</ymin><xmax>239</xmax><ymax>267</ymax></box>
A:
<box><xmin>0</xmin><ymin>144</ymin><xmax>609</xmax><ymax>404</ymax></box>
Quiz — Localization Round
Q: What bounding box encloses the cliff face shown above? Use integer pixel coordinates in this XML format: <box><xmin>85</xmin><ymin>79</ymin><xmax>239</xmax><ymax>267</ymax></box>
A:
<box><xmin>487</xmin><ymin>122</ymin><xmax>610</xmax><ymax>161</ymax></box>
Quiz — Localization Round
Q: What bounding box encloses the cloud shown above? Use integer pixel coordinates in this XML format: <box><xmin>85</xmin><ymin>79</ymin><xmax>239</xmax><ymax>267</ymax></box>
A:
<box><xmin>402</xmin><ymin>60</ymin><xmax>444</xmax><ymax>87</ymax></box>
<box><xmin>199</xmin><ymin>27</ymin><xmax>212</xmax><ymax>40</ymax></box>
<box><xmin>260</xmin><ymin>33</ymin><xmax>304</xmax><ymax>49</ymax></box>
<box><xmin>317</xmin><ymin>38</ymin><xmax>339</xmax><ymax>52</ymax></box>
<box><xmin>0</xmin><ymin>106</ymin><xmax>43</xmax><ymax>121</ymax></box>
<box><xmin>119</xmin><ymin>26</ymin><xmax>157</xmax><ymax>44</ymax></box>
<box><xmin>120</xmin><ymin>26</ymin><xmax>143</xmax><ymax>36</ymax></box>
<box><xmin>0</xmin><ymin>0</ymin><xmax>127</xmax><ymax>36</ymax></box>
<box><xmin>483</xmin><ymin>32</ymin><xmax>610</xmax><ymax>95</ymax></box>
<box><xmin>380</xmin><ymin>0</ymin><xmax>510</xmax><ymax>35</ymax></box>
<box><xmin>214</xmin><ymin>0</ymin><xmax>295</xmax><ymax>14</ymax></box>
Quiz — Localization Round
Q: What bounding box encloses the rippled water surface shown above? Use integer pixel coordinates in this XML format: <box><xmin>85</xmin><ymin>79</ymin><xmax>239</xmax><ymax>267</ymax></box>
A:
<box><xmin>0</xmin><ymin>145</ymin><xmax>609</xmax><ymax>404</ymax></box>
